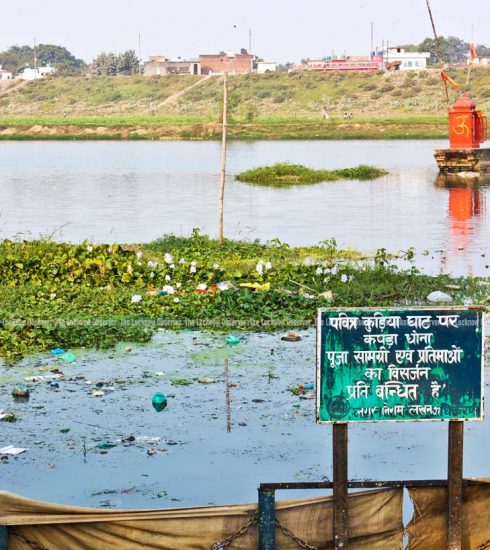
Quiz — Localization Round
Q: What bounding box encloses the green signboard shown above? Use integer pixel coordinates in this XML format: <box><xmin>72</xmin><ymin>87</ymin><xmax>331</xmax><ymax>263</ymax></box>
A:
<box><xmin>317</xmin><ymin>307</ymin><xmax>485</xmax><ymax>423</ymax></box>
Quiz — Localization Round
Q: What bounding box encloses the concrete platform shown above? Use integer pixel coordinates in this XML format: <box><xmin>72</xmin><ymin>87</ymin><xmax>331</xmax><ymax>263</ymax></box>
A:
<box><xmin>434</xmin><ymin>148</ymin><xmax>490</xmax><ymax>173</ymax></box>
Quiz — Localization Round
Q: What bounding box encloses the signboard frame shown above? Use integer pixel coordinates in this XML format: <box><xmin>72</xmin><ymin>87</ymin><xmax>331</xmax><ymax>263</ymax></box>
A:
<box><xmin>316</xmin><ymin>306</ymin><xmax>486</xmax><ymax>424</ymax></box>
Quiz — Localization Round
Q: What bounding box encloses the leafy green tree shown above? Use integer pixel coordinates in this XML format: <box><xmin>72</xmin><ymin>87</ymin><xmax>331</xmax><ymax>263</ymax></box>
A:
<box><xmin>0</xmin><ymin>45</ymin><xmax>34</xmax><ymax>73</ymax></box>
<box><xmin>117</xmin><ymin>50</ymin><xmax>140</xmax><ymax>75</ymax></box>
<box><xmin>89</xmin><ymin>52</ymin><xmax>118</xmax><ymax>76</ymax></box>
<box><xmin>89</xmin><ymin>50</ymin><xmax>140</xmax><ymax>76</ymax></box>
<box><xmin>0</xmin><ymin>44</ymin><xmax>85</xmax><ymax>75</ymax></box>
<box><xmin>476</xmin><ymin>45</ymin><xmax>490</xmax><ymax>57</ymax></box>
<box><xmin>401</xmin><ymin>36</ymin><xmax>490</xmax><ymax>65</ymax></box>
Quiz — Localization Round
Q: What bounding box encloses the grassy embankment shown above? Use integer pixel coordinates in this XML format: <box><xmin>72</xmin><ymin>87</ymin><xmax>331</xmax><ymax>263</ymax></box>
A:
<box><xmin>0</xmin><ymin>232</ymin><xmax>488</xmax><ymax>360</ymax></box>
<box><xmin>1</xmin><ymin>68</ymin><xmax>488</xmax><ymax>139</ymax></box>
<box><xmin>236</xmin><ymin>163</ymin><xmax>388</xmax><ymax>184</ymax></box>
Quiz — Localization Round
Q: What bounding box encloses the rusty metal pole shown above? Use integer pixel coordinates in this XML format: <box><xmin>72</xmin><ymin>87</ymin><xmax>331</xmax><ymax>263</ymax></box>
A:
<box><xmin>258</xmin><ymin>488</ymin><xmax>276</xmax><ymax>550</ymax></box>
<box><xmin>333</xmin><ymin>423</ymin><xmax>349</xmax><ymax>549</ymax></box>
<box><xmin>0</xmin><ymin>527</ymin><xmax>8</xmax><ymax>550</ymax></box>
<box><xmin>447</xmin><ymin>420</ymin><xmax>464</xmax><ymax>550</ymax></box>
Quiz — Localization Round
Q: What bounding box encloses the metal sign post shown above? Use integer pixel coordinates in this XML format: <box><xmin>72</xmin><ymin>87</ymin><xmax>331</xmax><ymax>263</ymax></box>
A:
<box><xmin>447</xmin><ymin>420</ymin><xmax>464</xmax><ymax>550</ymax></box>
<box><xmin>333</xmin><ymin>423</ymin><xmax>348</xmax><ymax>548</ymax></box>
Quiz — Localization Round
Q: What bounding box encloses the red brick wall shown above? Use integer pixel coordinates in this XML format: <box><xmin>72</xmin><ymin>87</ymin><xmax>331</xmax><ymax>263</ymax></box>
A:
<box><xmin>199</xmin><ymin>54</ymin><xmax>252</xmax><ymax>75</ymax></box>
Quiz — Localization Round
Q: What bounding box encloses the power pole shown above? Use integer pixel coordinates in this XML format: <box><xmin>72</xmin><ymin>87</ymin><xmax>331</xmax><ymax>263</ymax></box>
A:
<box><xmin>138</xmin><ymin>33</ymin><xmax>142</xmax><ymax>75</ymax></box>
<box><xmin>370</xmin><ymin>22</ymin><xmax>374</xmax><ymax>59</ymax></box>
<box><xmin>218</xmin><ymin>72</ymin><xmax>228</xmax><ymax>245</ymax></box>
<box><xmin>33</xmin><ymin>38</ymin><xmax>37</xmax><ymax>79</ymax></box>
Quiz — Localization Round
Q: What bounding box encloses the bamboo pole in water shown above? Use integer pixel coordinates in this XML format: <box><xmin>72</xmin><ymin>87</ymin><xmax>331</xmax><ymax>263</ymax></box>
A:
<box><xmin>218</xmin><ymin>72</ymin><xmax>228</xmax><ymax>245</ymax></box>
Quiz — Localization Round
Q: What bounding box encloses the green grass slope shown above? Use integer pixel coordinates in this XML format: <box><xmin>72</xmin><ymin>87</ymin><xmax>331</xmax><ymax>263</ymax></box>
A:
<box><xmin>1</xmin><ymin>68</ymin><xmax>489</xmax><ymax>120</ymax></box>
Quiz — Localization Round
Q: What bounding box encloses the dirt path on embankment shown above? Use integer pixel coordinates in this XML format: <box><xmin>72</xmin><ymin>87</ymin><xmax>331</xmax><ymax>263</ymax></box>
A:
<box><xmin>0</xmin><ymin>80</ymin><xmax>27</xmax><ymax>96</ymax></box>
<box><xmin>0</xmin><ymin>120</ymin><xmax>448</xmax><ymax>140</ymax></box>
<box><xmin>156</xmin><ymin>75</ymin><xmax>213</xmax><ymax>107</ymax></box>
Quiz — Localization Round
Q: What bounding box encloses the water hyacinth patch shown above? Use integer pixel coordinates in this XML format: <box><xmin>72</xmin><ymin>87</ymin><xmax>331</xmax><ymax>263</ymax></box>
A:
<box><xmin>0</xmin><ymin>230</ymin><xmax>487</xmax><ymax>359</ymax></box>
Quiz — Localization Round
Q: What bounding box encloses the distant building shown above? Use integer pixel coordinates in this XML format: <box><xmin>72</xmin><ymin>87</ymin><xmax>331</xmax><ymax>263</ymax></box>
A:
<box><xmin>292</xmin><ymin>54</ymin><xmax>383</xmax><ymax>72</ymax></box>
<box><xmin>384</xmin><ymin>47</ymin><xmax>430</xmax><ymax>70</ymax></box>
<box><xmin>143</xmin><ymin>56</ymin><xmax>201</xmax><ymax>76</ymax></box>
<box><xmin>0</xmin><ymin>65</ymin><xmax>12</xmax><ymax>80</ymax></box>
<box><xmin>199</xmin><ymin>50</ymin><xmax>253</xmax><ymax>75</ymax></box>
<box><xmin>256</xmin><ymin>61</ymin><xmax>278</xmax><ymax>74</ymax></box>
<box><xmin>469</xmin><ymin>57</ymin><xmax>490</xmax><ymax>66</ymax></box>
<box><xmin>17</xmin><ymin>66</ymin><xmax>55</xmax><ymax>80</ymax></box>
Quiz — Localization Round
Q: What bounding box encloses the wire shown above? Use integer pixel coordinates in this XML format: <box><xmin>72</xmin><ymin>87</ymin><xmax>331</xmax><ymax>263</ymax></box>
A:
<box><xmin>425</xmin><ymin>0</ymin><xmax>450</xmax><ymax>112</ymax></box>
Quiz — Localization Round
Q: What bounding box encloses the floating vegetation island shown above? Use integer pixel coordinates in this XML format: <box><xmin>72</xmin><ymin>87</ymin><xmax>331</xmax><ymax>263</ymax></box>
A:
<box><xmin>235</xmin><ymin>163</ymin><xmax>388</xmax><ymax>185</ymax></box>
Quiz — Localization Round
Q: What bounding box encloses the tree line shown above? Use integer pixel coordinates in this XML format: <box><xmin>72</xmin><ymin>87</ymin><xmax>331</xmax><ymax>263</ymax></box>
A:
<box><xmin>0</xmin><ymin>44</ymin><xmax>141</xmax><ymax>77</ymax></box>
<box><xmin>403</xmin><ymin>36</ymin><xmax>490</xmax><ymax>65</ymax></box>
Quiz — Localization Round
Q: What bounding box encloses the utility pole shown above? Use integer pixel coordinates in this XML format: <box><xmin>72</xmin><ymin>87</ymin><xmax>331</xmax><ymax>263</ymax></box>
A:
<box><xmin>370</xmin><ymin>22</ymin><xmax>374</xmax><ymax>59</ymax></box>
<box><xmin>218</xmin><ymin>71</ymin><xmax>228</xmax><ymax>245</ymax></box>
<box><xmin>33</xmin><ymin>38</ymin><xmax>37</xmax><ymax>79</ymax></box>
<box><xmin>138</xmin><ymin>33</ymin><xmax>142</xmax><ymax>75</ymax></box>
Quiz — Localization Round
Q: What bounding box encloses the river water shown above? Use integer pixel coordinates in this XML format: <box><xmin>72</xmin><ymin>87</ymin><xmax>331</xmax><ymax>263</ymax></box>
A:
<box><xmin>1</xmin><ymin>140</ymin><xmax>489</xmax><ymax>512</ymax></box>
<box><xmin>1</xmin><ymin>331</ymin><xmax>489</xmax><ymax>510</ymax></box>
<box><xmin>0</xmin><ymin>139</ymin><xmax>488</xmax><ymax>275</ymax></box>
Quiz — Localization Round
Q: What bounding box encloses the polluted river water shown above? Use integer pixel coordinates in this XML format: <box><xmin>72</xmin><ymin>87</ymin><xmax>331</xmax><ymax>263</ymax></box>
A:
<box><xmin>1</xmin><ymin>330</ymin><xmax>489</xmax><ymax>509</ymax></box>
<box><xmin>0</xmin><ymin>138</ymin><xmax>489</xmax><ymax>513</ymax></box>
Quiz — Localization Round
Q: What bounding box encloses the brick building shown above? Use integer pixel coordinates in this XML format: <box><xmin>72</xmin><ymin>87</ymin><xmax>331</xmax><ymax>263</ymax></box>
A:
<box><xmin>199</xmin><ymin>50</ymin><xmax>253</xmax><ymax>75</ymax></box>
<box><xmin>144</xmin><ymin>56</ymin><xmax>201</xmax><ymax>76</ymax></box>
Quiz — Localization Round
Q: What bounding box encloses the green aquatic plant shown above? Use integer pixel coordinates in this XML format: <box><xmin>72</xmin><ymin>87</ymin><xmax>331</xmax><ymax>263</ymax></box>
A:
<box><xmin>0</xmin><ymin>233</ymin><xmax>486</xmax><ymax>360</ymax></box>
<box><xmin>235</xmin><ymin>163</ymin><xmax>388</xmax><ymax>185</ymax></box>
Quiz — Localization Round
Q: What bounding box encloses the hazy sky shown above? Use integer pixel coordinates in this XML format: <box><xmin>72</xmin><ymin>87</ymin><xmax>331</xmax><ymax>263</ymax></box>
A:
<box><xmin>2</xmin><ymin>0</ymin><xmax>489</xmax><ymax>63</ymax></box>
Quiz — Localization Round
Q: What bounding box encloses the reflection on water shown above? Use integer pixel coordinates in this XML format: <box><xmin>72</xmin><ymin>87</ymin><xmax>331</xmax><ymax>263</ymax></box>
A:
<box><xmin>0</xmin><ymin>140</ymin><xmax>488</xmax><ymax>276</ymax></box>
<box><xmin>435</xmin><ymin>174</ymin><xmax>488</xmax><ymax>276</ymax></box>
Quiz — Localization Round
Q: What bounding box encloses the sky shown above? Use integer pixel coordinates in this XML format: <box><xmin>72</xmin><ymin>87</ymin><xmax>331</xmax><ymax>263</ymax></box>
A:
<box><xmin>1</xmin><ymin>0</ymin><xmax>489</xmax><ymax>63</ymax></box>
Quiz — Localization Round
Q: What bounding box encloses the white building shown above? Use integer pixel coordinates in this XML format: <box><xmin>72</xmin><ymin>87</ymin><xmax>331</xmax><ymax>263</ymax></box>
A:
<box><xmin>17</xmin><ymin>65</ymin><xmax>55</xmax><ymax>81</ymax></box>
<box><xmin>256</xmin><ymin>61</ymin><xmax>278</xmax><ymax>74</ymax></box>
<box><xmin>385</xmin><ymin>47</ymin><xmax>430</xmax><ymax>70</ymax></box>
<box><xmin>469</xmin><ymin>57</ymin><xmax>489</xmax><ymax>66</ymax></box>
<box><xmin>0</xmin><ymin>65</ymin><xmax>13</xmax><ymax>80</ymax></box>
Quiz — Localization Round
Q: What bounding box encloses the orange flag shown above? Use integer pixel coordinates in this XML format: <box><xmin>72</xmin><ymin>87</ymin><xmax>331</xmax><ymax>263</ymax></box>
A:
<box><xmin>470</xmin><ymin>43</ymin><xmax>477</xmax><ymax>61</ymax></box>
<box><xmin>441</xmin><ymin>71</ymin><xmax>460</xmax><ymax>89</ymax></box>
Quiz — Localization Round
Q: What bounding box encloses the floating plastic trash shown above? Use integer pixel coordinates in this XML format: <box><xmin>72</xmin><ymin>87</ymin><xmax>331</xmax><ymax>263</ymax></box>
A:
<box><xmin>281</xmin><ymin>333</ymin><xmax>302</xmax><ymax>342</ymax></box>
<box><xmin>60</xmin><ymin>353</ymin><xmax>77</xmax><ymax>363</ymax></box>
<box><xmin>303</xmin><ymin>383</ymin><xmax>315</xmax><ymax>391</ymax></box>
<box><xmin>226</xmin><ymin>336</ymin><xmax>241</xmax><ymax>346</ymax></box>
<box><xmin>50</xmin><ymin>348</ymin><xmax>65</xmax><ymax>355</ymax></box>
<box><xmin>198</xmin><ymin>377</ymin><xmax>215</xmax><ymax>384</ymax></box>
<box><xmin>152</xmin><ymin>392</ymin><xmax>168</xmax><ymax>412</ymax></box>
<box><xmin>96</xmin><ymin>442</ymin><xmax>117</xmax><ymax>449</ymax></box>
<box><xmin>0</xmin><ymin>445</ymin><xmax>27</xmax><ymax>456</ymax></box>
<box><xmin>216</xmin><ymin>281</ymin><xmax>236</xmax><ymax>291</ymax></box>
<box><xmin>239</xmin><ymin>282</ymin><xmax>270</xmax><ymax>291</ymax></box>
<box><xmin>24</xmin><ymin>376</ymin><xmax>44</xmax><ymax>383</ymax></box>
<box><xmin>427</xmin><ymin>291</ymin><xmax>453</xmax><ymax>303</ymax></box>
<box><xmin>11</xmin><ymin>384</ymin><xmax>29</xmax><ymax>398</ymax></box>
